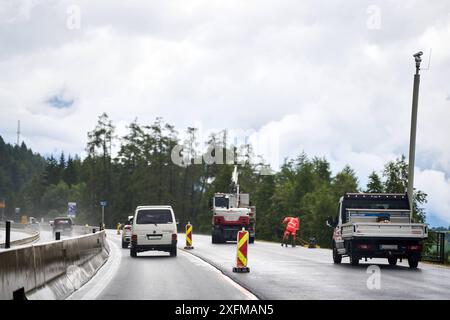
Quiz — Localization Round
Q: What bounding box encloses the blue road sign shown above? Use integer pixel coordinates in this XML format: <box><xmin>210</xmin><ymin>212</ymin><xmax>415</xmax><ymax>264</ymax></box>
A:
<box><xmin>68</xmin><ymin>202</ymin><xmax>77</xmax><ymax>217</ymax></box>
<box><xmin>100</xmin><ymin>201</ymin><xmax>107</xmax><ymax>207</ymax></box>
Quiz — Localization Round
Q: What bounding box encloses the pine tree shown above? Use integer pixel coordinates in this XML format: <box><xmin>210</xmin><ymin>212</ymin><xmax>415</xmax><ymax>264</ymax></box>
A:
<box><xmin>63</xmin><ymin>155</ymin><xmax>78</xmax><ymax>186</ymax></box>
<box><xmin>366</xmin><ymin>171</ymin><xmax>384</xmax><ymax>193</ymax></box>
<box><xmin>382</xmin><ymin>156</ymin><xmax>427</xmax><ymax>223</ymax></box>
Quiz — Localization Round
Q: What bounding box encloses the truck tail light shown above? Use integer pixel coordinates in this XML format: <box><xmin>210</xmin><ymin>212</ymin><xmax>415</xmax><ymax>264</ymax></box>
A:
<box><xmin>357</xmin><ymin>244</ymin><xmax>372</xmax><ymax>250</ymax></box>
<box><xmin>239</xmin><ymin>216</ymin><xmax>249</xmax><ymax>224</ymax></box>
<box><xmin>172</xmin><ymin>233</ymin><xmax>177</xmax><ymax>241</ymax></box>
<box><xmin>131</xmin><ymin>234</ymin><xmax>137</xmax><ymax>242</ymax></box>
<box><xmin>407</xmin><ymin>245</ymin><xmax>422</xmax><ymax>251</ymax></box>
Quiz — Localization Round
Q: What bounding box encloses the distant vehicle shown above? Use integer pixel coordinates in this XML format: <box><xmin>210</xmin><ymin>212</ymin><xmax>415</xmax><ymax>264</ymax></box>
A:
<box><xmin>211</xmin><ymin>166</ymin><xmax>256</xmax><ymax>244</ymax></box>
<box><xmin>29</xmin><ymin>217</ymin><xmax>38</xmax><ymax>224</ymax></box>
<box><xmin>327</xmin><ymin>193</ymin><xmax>428</xmax><ymax>269</ymax></box>
<box><xmin>121</xmin><ymin>216</ymin><xmax>134</xmax><ymax>248</ymax></box>
<box><xmin>53</xmin><ymin>217</ymin><xmax>74</xmax><ymax>236</ymax></box>
<box><xmin>49</xmin><ymin>220</ymin><xmax>54</xmax><ymax>227</ymax></box>
<box><xmin>130</xmin><ymin>206</ymin><xmax>177</xmax><ymax>257</ymax></box>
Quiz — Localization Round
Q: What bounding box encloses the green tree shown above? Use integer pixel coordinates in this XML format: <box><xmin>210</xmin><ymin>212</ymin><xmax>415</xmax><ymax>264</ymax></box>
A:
<box><xmin>331</xmin><ymin>165</ymin><xmax>359</xmax><ymax>197</ymax></box>
<box><xmin>63</xmin><ymin>155</ymin><xmax>79</xmax><ymax>186</ymax></box>
<box><xmin>366</xmin><ymin>171</ymin><xmax>384</xmax><ymax>193</ymax></box>
<box><xmin>382</xmin><ymin>156</ymin><xmax>427</xmax><ymax>222</ymax></box>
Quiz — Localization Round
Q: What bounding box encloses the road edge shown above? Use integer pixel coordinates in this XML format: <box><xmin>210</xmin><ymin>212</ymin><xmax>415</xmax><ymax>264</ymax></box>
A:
<box><xmin>180</xmin><ymin>247</ymin><xmax>265</xmax><ymax>300</ymax></box>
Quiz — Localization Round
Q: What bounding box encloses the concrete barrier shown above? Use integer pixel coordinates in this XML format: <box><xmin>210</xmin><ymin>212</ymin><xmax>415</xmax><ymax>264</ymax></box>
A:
<box><xmin>0</xmin><ymin>230</ymin><xmax>109</xmax><ymax>300</ymax></box>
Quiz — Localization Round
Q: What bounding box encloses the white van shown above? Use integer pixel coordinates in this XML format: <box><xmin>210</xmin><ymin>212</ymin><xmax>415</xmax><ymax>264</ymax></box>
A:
<box><xmin>130</xmin><ymin>205</ymin><xmax>178</xmax><ymax>257</ymax></box>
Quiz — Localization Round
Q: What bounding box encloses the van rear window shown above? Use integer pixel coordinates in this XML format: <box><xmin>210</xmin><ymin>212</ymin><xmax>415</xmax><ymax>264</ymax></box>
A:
<box><xmin>136</xmin><ymin>209</ymin><xmax>173</xmax><ymax>224</ymax></box>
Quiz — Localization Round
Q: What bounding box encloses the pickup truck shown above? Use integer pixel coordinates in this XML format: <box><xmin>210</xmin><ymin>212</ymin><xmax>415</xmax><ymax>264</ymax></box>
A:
<box><xmin>327</xmin><ymin>193</ymin><xmax>428</xmax><ymax>269</ymax></box>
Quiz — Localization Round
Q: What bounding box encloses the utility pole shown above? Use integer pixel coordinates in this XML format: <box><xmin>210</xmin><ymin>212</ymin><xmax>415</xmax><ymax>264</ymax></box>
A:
<box><xmin>407</xmin><ymin>51</ymin><xmax>423</xmax><ymax>216</ymax></box>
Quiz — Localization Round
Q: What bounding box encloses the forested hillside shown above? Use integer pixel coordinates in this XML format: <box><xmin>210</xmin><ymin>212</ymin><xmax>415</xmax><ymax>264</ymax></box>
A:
<box><xmin>0</xmin><ymin>136</ymin><xmax>46</xmax><ymax>217</ymax></box>
<box><xmin>0</xmin><ymin>113</ymin><xmax>428</xmax><ymax>247</ymax></box>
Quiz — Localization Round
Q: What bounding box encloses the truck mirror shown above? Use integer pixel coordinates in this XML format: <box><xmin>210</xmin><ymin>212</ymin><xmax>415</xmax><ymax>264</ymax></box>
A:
<box><xmin>326</xmin><ymin>216</ymin><xmax>335</xmax><ymax>228</ymax></box>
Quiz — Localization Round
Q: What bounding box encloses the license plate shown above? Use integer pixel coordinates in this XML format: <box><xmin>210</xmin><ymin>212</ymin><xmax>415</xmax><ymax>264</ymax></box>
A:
<box><xmin>147</xmin><ymin>235</ymin><xmax>162</xmax><ymax>240</ymax></box>
<box><xmin>380</xmin><ymin>244</ymin><xmax>398</xmax><ymax>250</ymax></box>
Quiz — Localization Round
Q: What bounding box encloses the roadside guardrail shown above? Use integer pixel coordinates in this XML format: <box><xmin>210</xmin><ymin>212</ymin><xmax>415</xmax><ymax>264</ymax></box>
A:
<box><xmin>0</xmin><ymin>229</ymin><xmax>109</xmax><ymax>300</ymax></box>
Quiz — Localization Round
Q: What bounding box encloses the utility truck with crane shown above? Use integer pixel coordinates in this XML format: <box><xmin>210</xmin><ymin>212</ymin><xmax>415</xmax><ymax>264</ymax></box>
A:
<box><xmin>211</xmin><ymin>166</ymin><xmax>256</xmax><ymax>244</ymax></box>
<box><xmin>327</xmin><ymin>193</ymin><xmax>428</xmax><ymax>268</ymax></box>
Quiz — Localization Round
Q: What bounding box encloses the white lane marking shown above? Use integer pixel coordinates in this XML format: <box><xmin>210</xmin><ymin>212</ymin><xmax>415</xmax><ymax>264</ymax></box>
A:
<box><xmin>180</xmin><ymin>250</ymin><xmax>258</xmax><ymax>300</ymax></box>
<box><xmin>66</xmin><ymin>237</ymin><xmax>121</xmax><ymax>300</ymax></box>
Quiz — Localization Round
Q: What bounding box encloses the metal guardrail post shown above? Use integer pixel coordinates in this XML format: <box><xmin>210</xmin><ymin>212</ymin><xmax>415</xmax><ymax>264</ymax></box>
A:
<box><xmin>5</xmin><ymin>220</ymin><xmax>11</xmax><ymax>249</ymax></box>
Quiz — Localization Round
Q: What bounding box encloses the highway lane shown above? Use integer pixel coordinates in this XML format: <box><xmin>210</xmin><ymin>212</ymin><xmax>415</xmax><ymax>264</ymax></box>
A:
<box><xmin>181</xmin><ymin>234</ymin><xmax>450</xmax><ymax>300</ymax></box>
<box><xmin>0</xmin><ymin>226</ymin><xmax>91</xmax><ymax>250</ymax></box>
<box><xmin>69</xmin><ymin>230</ymin><xmax>257</xmax><ymax>300</ymax></box>
<box><xmin>0</xmin><ymin>229</ymin><xmax>31</xmax><ymax>243</ymax></box>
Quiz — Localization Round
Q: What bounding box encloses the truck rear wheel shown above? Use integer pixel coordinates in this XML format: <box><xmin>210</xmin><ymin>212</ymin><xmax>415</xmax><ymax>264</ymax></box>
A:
<box><xmin>350</xmin><ymin>254</ymin><xmax>359</xmax><ymax>266</ymax></box>
<box><xmin>388</xmin><ymin>257</ymin><xmax>398</xmax><ymax>266</ymax></box>
<box><xmin>212</xmin><ymin>230</ymin><xmax>223</xmax><ymax>244</ymax></box>
<box><xmin>333</xmin><ymin>244</ymin><xmax>342</xmax><ymax>264</ymax></box>
<box><xmin>408</xmin><ymin>256</ymin><xmax>419</xmax><ymax>269</ymax></box>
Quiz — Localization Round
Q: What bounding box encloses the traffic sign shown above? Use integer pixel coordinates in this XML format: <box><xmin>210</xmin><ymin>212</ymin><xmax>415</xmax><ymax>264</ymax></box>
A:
<box><xmin>68</xmin><ymin>202</ymin><xmax>77</xmax><ymax>217</ymax></box>
<box><xmin>100</xmin><ymin>201</ymin><xmax>107</xmax><ymax>207</ymax></box>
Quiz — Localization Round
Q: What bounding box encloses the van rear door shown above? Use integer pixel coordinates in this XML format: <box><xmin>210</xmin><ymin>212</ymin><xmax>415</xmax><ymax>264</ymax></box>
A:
<box><xmin>133</xmin><ymin>209</ymin><xmax>175</xmax><ymax>246</ymax></box>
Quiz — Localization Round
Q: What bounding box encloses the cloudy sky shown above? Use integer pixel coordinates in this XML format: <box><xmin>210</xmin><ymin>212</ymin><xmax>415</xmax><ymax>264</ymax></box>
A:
<box><xmin>0</xmin><ymin>0</ymin><xmax>449</xmax><ymax>226</ymax></box>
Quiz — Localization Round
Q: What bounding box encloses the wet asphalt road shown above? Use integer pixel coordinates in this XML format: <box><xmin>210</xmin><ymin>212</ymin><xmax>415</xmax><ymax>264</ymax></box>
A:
<box><xmin>184</xmin><ymin>234</ymin><xmax>450</xmax><ymax>299</ymax></box>
<box><xmin>69</xmin><ymin>230</ymin><xmax>255</xmax><ymax>300</ymax></box>
<box><xmin>0</xmin><ymin>229</ymin><xmax>30</xmax><ymax>244</ymax></box>
<box><xmin>69</xmin><ymin>231</ymin><xmax>450</xmax><ymax>300</ymax></box>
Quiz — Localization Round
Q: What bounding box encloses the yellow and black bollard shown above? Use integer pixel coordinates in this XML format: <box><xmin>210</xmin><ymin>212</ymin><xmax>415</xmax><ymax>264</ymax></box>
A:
<box><xmin>233</xmin><ymin>228</ymin><xmax>250</xmax><ymax>273</ymax></box>
<box><xmin>184</xmin><ymin>222</ymin><xmax>194</xmax><ymax>249</ymax></box>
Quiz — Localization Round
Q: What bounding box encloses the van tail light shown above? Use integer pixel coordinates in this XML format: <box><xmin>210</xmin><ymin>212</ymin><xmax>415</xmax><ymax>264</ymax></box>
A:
<box><xmin>172</xmin><ymin>233</ymin><xmax>177</xmax><ymax>241</ymax></box>
<box><xmin>407</xmin><ymin>245</ymin><xmax>422</xmax><ymax>251</ymax></box>
<box><xmin>131</xmin><ymin>234</ymin><xmax>137</xmax><ymax>242</ymax></box>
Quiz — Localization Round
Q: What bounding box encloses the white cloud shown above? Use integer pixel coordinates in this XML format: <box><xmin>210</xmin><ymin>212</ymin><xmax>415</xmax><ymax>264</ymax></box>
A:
<box><xmin>416</xmin><ymin>169</ymin><xmax>450</xmax><ymax>224</ymax></box>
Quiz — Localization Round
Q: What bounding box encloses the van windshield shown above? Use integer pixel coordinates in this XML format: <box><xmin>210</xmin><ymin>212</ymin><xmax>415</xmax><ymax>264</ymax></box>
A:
<box><xmin>136</xmin><ymin>209</ymin><xmax>173</xmax><ymax>224</ymax></box>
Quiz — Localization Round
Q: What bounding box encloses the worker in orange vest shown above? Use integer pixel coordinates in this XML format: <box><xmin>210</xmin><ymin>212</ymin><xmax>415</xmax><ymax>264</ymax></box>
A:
<box><xmin>281</xmin><ymin>216</ymin><xmax>300</xmax><ymax>247</ymax></box>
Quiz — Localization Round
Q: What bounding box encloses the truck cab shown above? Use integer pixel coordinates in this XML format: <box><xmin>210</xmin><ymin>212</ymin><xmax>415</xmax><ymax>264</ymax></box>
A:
<box><xmin>211</xmin><ymin>193</ymin><xmax>255</xmax><ymax>244</ymax></box>
<box><xmin>328</xmin><ymin>193</ymin><xmax>428</xmax><ymax>269</ymax></box>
